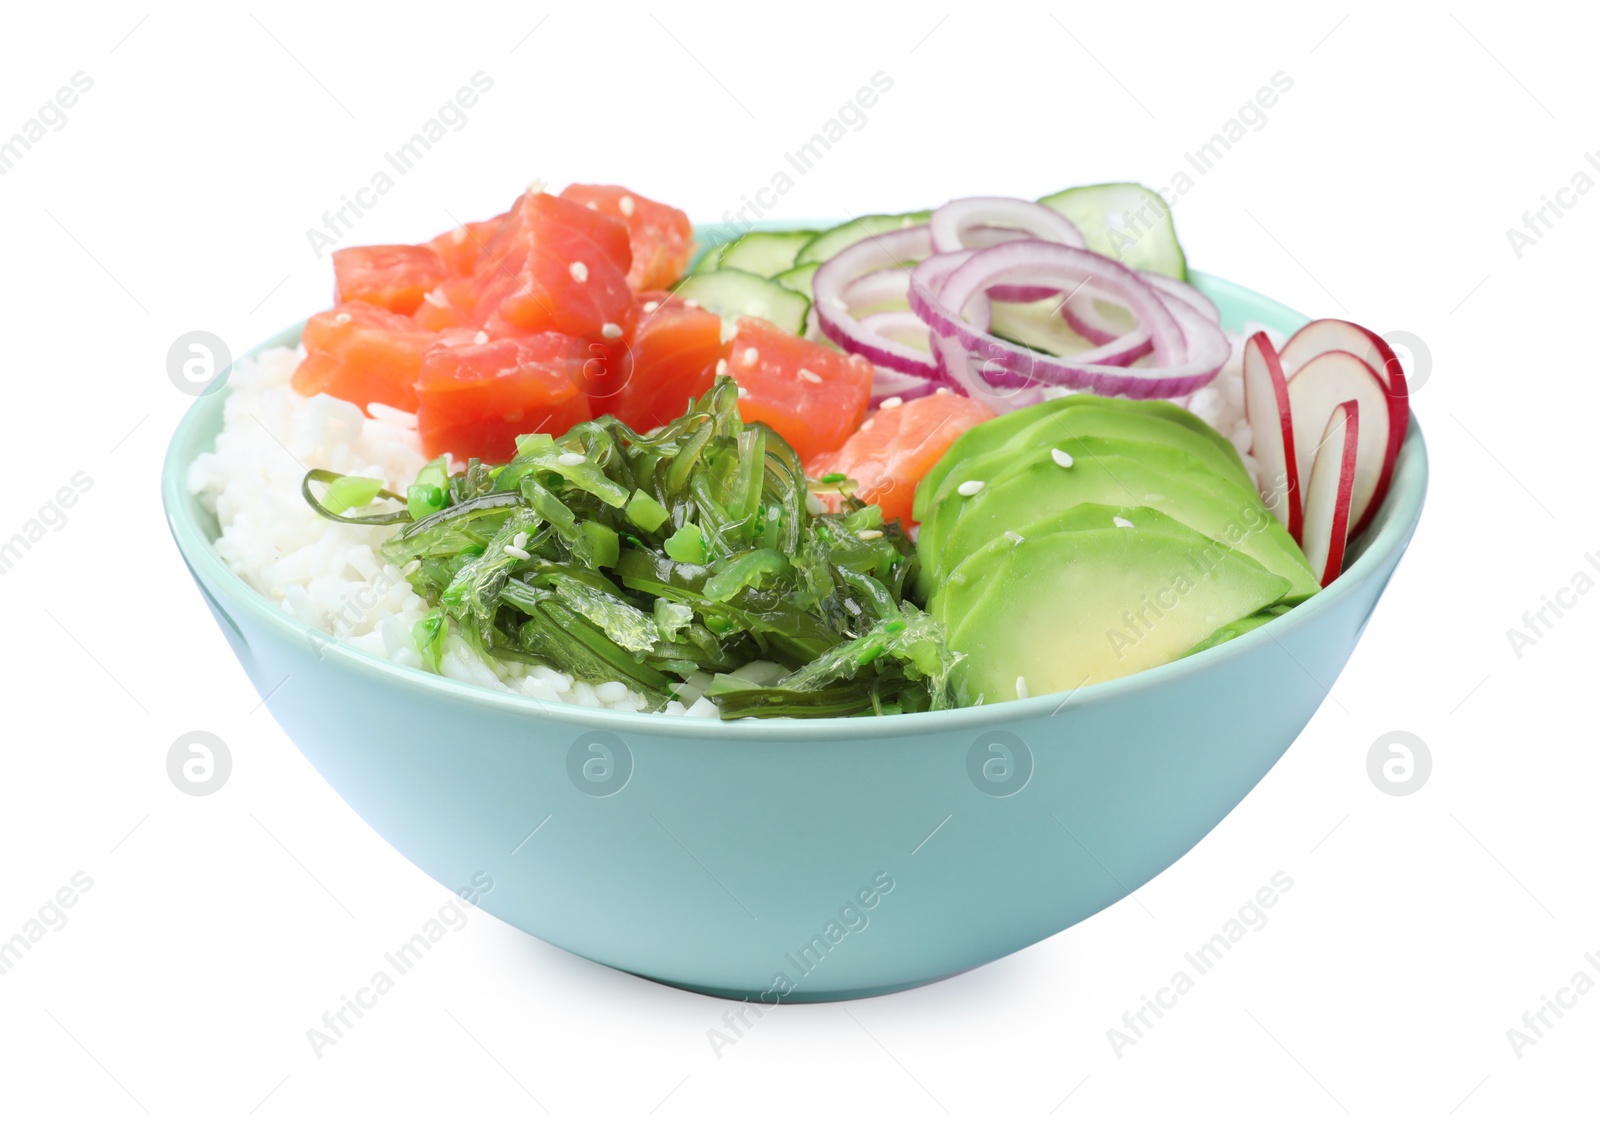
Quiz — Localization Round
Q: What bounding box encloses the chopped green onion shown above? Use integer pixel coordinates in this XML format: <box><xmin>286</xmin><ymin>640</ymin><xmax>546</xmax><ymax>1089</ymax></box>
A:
<box><xmin>322</xmin><ymin>475</ymin><xmax>384</xmax><ymax>513</ymax></box>
<box><xmin>626</xmin><ymin>489</ymin><xmax>670</xmax><ymax>533</ymax></box>
<box><xmin>412</xmin><ymin>609</ymin><xmax>445</xmax><ymax>672</ymax></box>
<box><xmin>663</xmin><ymin>522</ymin><xmax>707</xmax><ymax>566</ymax></box>
<box><xmin>578</xmin><ymin>521</ymin><xmax>620</xmax><ymax>569</ymax></box>
<box><xmin>301</xmin><ymin>469</ymin><xmax>409</xmax><ymax>525</ymax></box>
<box><xmin>702</xmin><ymin>548</ymin><xmax>790</xmax><ymax>602</ymax></box>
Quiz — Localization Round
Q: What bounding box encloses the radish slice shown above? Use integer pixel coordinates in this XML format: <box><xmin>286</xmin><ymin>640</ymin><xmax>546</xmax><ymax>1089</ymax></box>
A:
<box><xmin>1300</xmin><ymin>399</ymin><xmax>1360</xmax><ymax>586</ymax></box>
<box><xmin>1278</xmin><ymin>318</ymin><xmax>1409</xmax><ymax>532</ymax></box>
<box><xmin>1287</xmin><ymin>350</ymin><xmax>1391</xmax><ymax>531</ymax></box>
<box><xmin>1242</xmin><ymin>332</ymin><xmax>1302</xmax><ymax>539</ymax></box>
<box><xmin>1279</xmin><ymin>319</ymin><xmax>1403</xmax><ymax>390</ymax></box>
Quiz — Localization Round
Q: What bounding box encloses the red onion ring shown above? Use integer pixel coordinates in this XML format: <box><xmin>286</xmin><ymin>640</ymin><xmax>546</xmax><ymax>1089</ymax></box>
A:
<box><xmin>1142</xmin><ymin>272</ymin><xmax>1220</xmax><ymax>323</ymax></box>
<box><xmin>854</xmin><ymin>313</ymin><xmax>960</xmax><ymax>405</ymax></box>
<box><xmin>909</xmin><ymin>240</ymin><xmax>1226</xmax><ymax>399</ymax></box>
<box><xmin>813</xmin><ymin>226</ymin><xmax>940</xmax><ymax>379</ymax></box>
<box><xmin>928</xmin><ymin>196</ymin><xmax>1086</xmax><ymax>255</ymax></box>
<box><xmin>911</xmin><ymin>250</ymin><xmax>1154</xmax><ymax>371</ymax></box>
<box><xmin>844</xmin><ymin>267</ymin><xmax>914</xmax><ymax>314</ymax></box>
<box><xmin>929</xmin><ymin>198</ymin><xmax>1086</xmax><ymax>303</ymax></box>
<box><xmin>1060</xmin><ymin>289</ymin><xmax>1132</xmax><ymax>344</ymax></box>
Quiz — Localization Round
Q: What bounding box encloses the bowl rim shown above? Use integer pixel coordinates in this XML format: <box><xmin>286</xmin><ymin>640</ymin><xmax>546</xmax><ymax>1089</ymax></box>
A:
<box><xmin>161</xmin><ymin>270</ymin><xmax>1428</xmax><ymax>743</ymax></box>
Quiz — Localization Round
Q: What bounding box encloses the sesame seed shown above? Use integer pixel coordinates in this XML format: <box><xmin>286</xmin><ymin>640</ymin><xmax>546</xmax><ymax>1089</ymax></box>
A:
<box><xmin>642</xmin><ymin>300</ymin><xmax>660</xmax><ymax>314</ymax></box>
<box><xmin>619</xmin><ymin>195</ymin><xmax>635</xmax><ymax>217</ymax></box>
<box><xmin>715</xmin><ymin>358</ymin><xmax>729</xmax><ymax>376</ymax></box>
<box><xmin>402</xmin><ymin>559</ymin><xmax>422</xmax><ymax>575</ymax></box>
<box><xmin>736</xmin><ymin>385</ymin><xmax>749</xmax><ymax>398</ymax></box>
<box><xmin>422</xmin><ymin>288</ymin><xmax>448</xmax><ymax>307</ymax></box>
<box><xmin>504</xmin><ymin>544</ymin><xmax>532</xmax><ymax>560</ymax></box>
<box><xmin>451</xmin><ymin>225</ymin><xmax>468</xmax><ymax>243</ymax></box>
<box><xmin>844</xmin><ymin>597</ymin><xmax>863</xmax><ymax>614</ymax></box>
<box><xmin>798</xmin><ymin>368</ymin><xmax>822</xmax><ymax>384</ymax></box>
<box><xmin>1113</xmin><ymin>516</ymin><xmax>1134</xmax><ymax>528</ymax></box>
<box><xmin>880</xmin><ymin>396</ymin><xmax>903</xmax><ymax>409</ymax></box>
<box><xmin>1051</xmin><ymin>447</ymin><xmax>1075</xmax><ymax>468</ymax></box>
<box><xmin>934</xmin><ymin>387</ymin><xmax>952</xmax><ymax>396</ymax></box>
<box><xmin>684</xmin><ymin>298</ymin><xmax>701</xmax><ymax>309</ymax></box>
<box><xmin>742</xmin><ymin>347</ymin><xmax>759</xmax><ymax>366</ymax></box>
<box><xmin>585</xmin><ymin>201</ymin><xmax>598</xmax><ymax>210</ymax></box>
<box><xmin>1015</xmin><ymin>675</ymin><xmax>1030</xmax><ymax>699</ymax></box>
<box><xmin>334</xmin><ymin>311</ymin><xmax>352</xmax><ymax>324</ymax></box>
<box><xmin>569</xmin><ymin>261</ymin><xmax>589</xmax><ymax>282</ymax></box>
<box><xmin>557</xmin><ymin>452</ymin><xmax>586</xmax><ymax>466</ymax></box>
<box><xmin>1004</xmin><ymin>530</ymin><xmax>1024</xmax><ymax>545</ymax></box>
<box><xmin>472</xmin><ymin>330</ymin><xmax>489</xmax><ymax>345</ymax></box>
<box><xmin>601</xmin><ymin>322</ymin><xmax>623</xmax><ymax>339</ymax></box>
<box><xmin>512</xmin><ymin>531</ymin><xmax>529</xmax><ymax>550</ymax></box>
<box><xmin>804</xmin><ymin>491</ymin><xmax>824</xmax><ymax>515</ymax></box>
<box><xmin>957</xmin><ymin>479</ymin><xmax>985</xmax><ymax>497</ymax></box>
<box><xmin>526</xmin><ymin>178</ymin><xmax>547</xmax><ymax>195</ymax></box>
<box><xmin>857</xmin><ymin>529</ymin><xmax>884</xmax><ymax>540</ymax></box>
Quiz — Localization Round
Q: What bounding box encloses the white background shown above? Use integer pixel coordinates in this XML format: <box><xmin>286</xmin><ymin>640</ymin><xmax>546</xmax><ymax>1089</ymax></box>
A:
<box><xmin>1</xmin><ymin>2</ymin><xmax>1595</xmax><ymax>1125</ymax></box>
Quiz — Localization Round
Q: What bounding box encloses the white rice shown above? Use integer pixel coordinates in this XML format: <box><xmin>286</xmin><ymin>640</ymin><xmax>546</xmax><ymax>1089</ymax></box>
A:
<box><xmin>186</xmin><ymin>346</ymin><xmax>713</xmax><ymax>717</ymax></box>
<box><xmin>1180</xmin><ymin>323</ymin><xmax>1286</xmax><ymax>490</ymax></box>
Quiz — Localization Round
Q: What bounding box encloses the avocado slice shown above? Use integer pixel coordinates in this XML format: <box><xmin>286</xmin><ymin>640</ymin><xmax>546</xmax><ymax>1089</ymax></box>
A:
<box><xmin>930</xmin><ymin>502</ymin><xmax>1201</xmax><ymax>636</ymax></box>
<box><xmin>934</xmin><ymin>506</ymin><xmax>1290</xmax><ymax>705</ymax></box>
<box><xmin>915</xmin><ymin>394</ymin><xmax>1249</xmax><ymax>518</ymax></box>
<box><xmin>1184</xmin><ymin>606</ymin><xmax>1290</xmax><ymax>657</ymax></box>
<box><xmin>914</xmin><ymin>404</ymin><xmax>1257</xmax><ymax>564</ymax></box>
<box><xmin>922</xmin><ymin>438</ymin><xmax>1319</xmax><ymax>605</ymax></box>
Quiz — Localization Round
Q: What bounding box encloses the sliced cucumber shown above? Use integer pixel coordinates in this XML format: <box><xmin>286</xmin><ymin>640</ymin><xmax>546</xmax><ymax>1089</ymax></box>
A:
<box><xmin>689</xmin><ymin>242</ymin><xmax>727</xmax><ymax>274</ymax></box>
<box><xmin>988</xmin><ymin>297</ymin><xmax>1098</xmax><ymax>357</ymax></box>
<box><xmin>774</xmin><ymin>262</ymin><xmax>819</xmax><ymax>300</ymax></box>
<box><xmin>1037</xmin><ymin>183</ymin><xmax>1187</xmax><ymax>279</ymax></box>
<box><xmin>717</xmin><ymin>230</ymin><xmax>817</xmax><ymax>277</ymax></box>
<box><xmin>673</xmin><ymin>269</ymin><xmax>811</xmax><ymax>336</ymax></box>
<box><xmin>796</xmin><ymin>210</ymin><xmax>931</xmax><ymax>265</ymax></box>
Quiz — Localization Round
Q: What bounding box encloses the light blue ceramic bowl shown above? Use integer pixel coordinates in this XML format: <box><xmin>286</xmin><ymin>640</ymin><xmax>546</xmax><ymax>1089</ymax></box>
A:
<box><xmin>162</xmin><ymin>256</ymin><xmax>1427</xmax><ymax>1001</ymax></box>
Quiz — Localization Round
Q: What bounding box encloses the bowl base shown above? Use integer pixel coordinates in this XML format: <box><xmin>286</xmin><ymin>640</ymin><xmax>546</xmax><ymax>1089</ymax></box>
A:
<box><xmin>629</xmin><ymin>966</ymin><xmax>969</xmax><ymax>1004</ymax></box>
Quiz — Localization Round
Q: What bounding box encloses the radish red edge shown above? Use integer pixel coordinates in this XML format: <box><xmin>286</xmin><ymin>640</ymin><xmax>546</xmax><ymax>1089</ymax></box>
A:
<box><xmin>1300</xmin><ymin>399</ymin><xmax>1360</xmax><ymax>587</ymax></box>
<box><xmin>1241</xmin><ymin>331</ymin><xmax>1302</xmax><ymax>540</ymax></box>
<box><xmin>1279</xmin><ymin>319</ymin><xmax>1408</xmax><ymax>534</ymax></box>
<box><xmin>1286</xmin><ymin>349</ymin><xmax>1391</xmax><ymax>535</ymax></box>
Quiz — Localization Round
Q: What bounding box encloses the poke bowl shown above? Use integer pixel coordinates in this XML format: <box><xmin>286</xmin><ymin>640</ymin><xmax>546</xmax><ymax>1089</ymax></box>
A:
<box><xmin>163</xmin><ymin>188</ymin><xmax>1427</xmax><ymax>1000</ymax></box>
